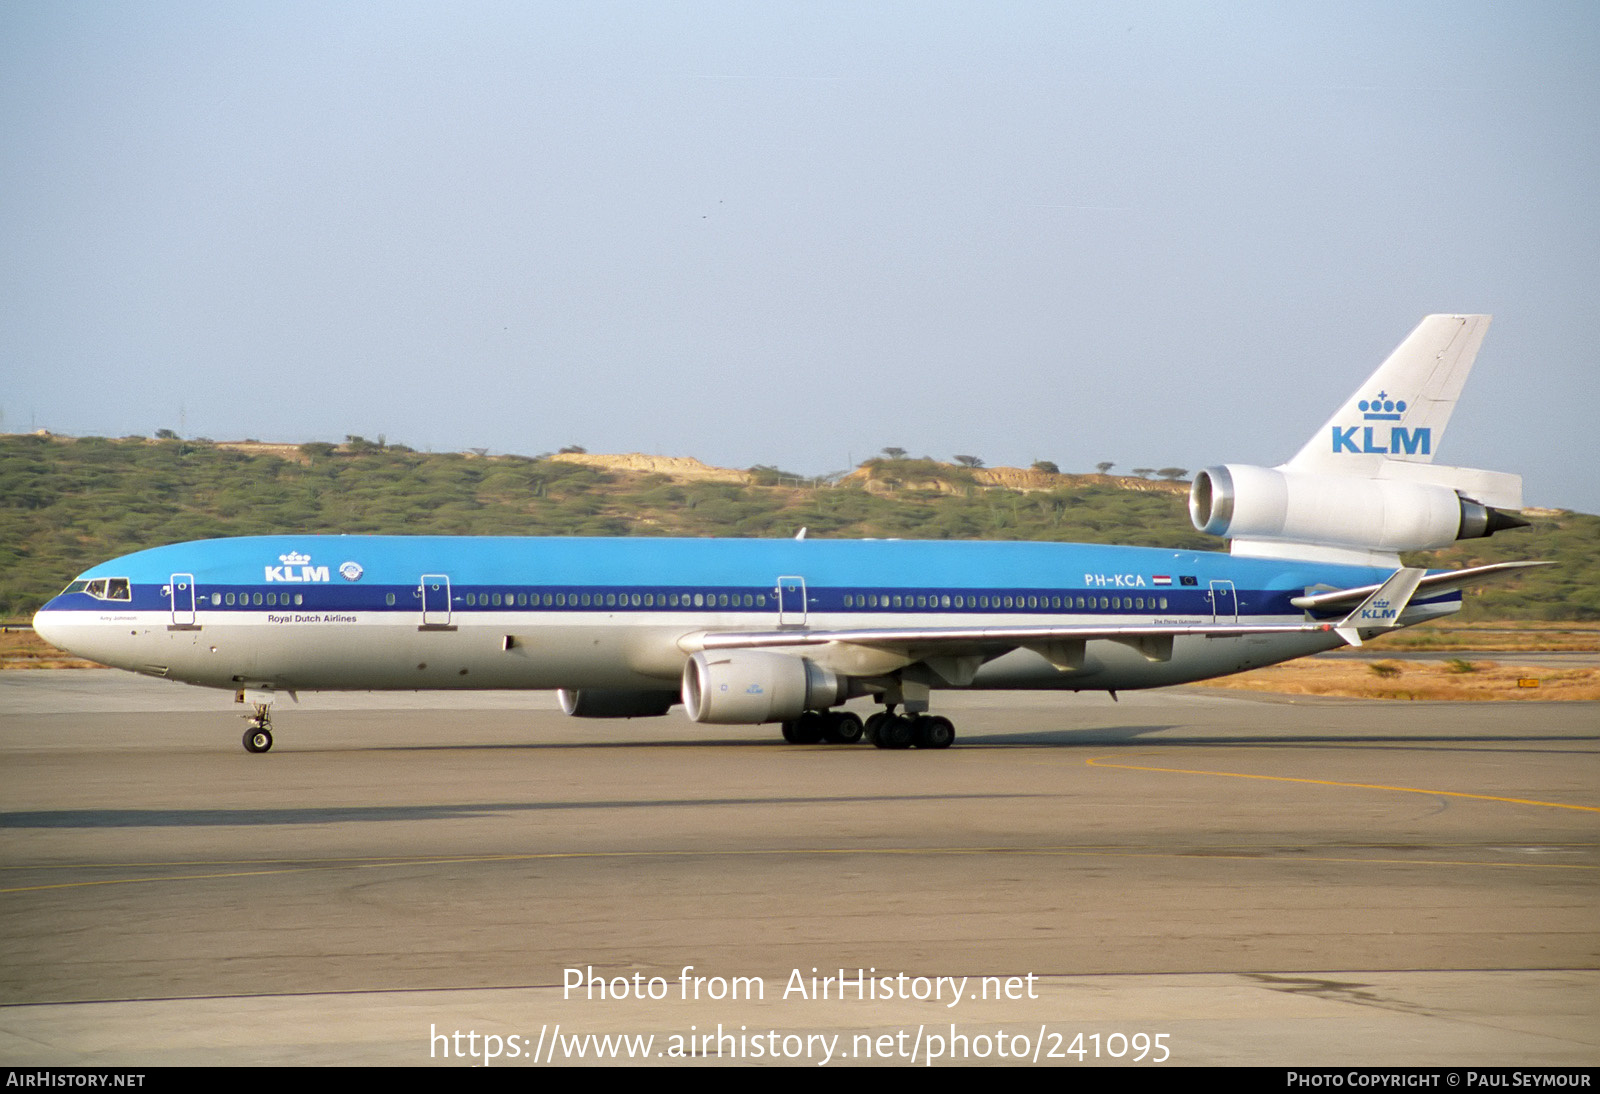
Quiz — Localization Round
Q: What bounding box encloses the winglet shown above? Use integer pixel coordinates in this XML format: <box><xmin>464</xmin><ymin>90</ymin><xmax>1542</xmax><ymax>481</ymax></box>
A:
<box><xmin>1334</xmin><ymin>567</ymin><xmax>1427</xmax><ymax>647</ymax></box>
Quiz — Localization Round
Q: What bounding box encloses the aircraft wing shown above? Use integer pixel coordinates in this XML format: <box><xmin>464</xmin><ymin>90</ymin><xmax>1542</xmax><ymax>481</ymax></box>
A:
<box><xmin>681</xmin><ymin>564</ymin><xmax>1507</xmax><ymax>669</ymax></box>
<box><xmin>680</xmin><ymin>620</ymin><xmax>1343</xmax><ymax>676</ymax></box>
<box><xmin>688</xmin><ymin>620</ymin><xmax>1338</xmax><ymax>651</ymax></box>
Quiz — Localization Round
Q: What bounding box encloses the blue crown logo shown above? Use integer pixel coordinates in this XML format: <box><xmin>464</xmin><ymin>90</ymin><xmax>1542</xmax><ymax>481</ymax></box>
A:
<box><xmin>1357</xmin><ymin>390</ymin><xmax>1407</xmax><ymax>421</ymax></box>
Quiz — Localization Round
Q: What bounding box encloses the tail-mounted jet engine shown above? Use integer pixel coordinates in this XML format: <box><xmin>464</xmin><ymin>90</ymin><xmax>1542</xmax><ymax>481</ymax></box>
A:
<box><xmin>1190</xmin><ymin>464</ymin><xmax>1528</xmax><ymax>554</ymax></box>
<box><xmin>681</xmin><ymin>650</ymin><xmax>852</xmax><ymax>724</ymax></box>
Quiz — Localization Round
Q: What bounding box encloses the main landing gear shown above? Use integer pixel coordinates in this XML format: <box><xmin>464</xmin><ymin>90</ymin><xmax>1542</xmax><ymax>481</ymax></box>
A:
<box><xmin>865</xmin><ymin>711</ymin><xmax>955</xmax><ymax>750</ymax></box>
<box><xmin>778</xmin><ymin>708</ymin><xmax>956</xmax><ymax>749</ymax></box>
<box><xmin>780</xmin><ymin>709</ymin><xmax>865</xmax><ymax>744</ymax></box>
<box><xmin>242</xmin><ymin>702</ymin><xmax>273</xmax><ymax>753</ymax></box>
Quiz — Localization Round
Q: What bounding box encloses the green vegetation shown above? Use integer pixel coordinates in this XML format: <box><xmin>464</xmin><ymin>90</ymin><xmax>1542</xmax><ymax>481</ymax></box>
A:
<box><xmin>2</xmin><ymin>433</ymin><xmax>1593</xmax><ymax>622</ymax></box>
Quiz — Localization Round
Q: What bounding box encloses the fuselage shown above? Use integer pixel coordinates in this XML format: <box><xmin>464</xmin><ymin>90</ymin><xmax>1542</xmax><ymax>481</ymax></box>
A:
<box><xmin>31</xmin><ymin>534</ymin><xmax>1460</xmax><ymax>696</ymax></box>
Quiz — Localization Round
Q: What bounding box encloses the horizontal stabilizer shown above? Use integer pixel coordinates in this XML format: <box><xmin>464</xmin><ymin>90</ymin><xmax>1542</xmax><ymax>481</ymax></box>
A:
<box><xmin>1333</xmin><ymin>567</ymin><xmax>1426</xmax><ymax>647</ymax></box>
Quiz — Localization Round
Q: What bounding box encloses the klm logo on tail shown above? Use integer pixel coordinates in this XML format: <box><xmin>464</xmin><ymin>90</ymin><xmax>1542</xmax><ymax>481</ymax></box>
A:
<box><xmin>1357</xmin><ymin>596</ymin><xmax>1399</xmax><ymax>623</ymax></box>
<box><xmin>1331</xmin><ymin>389</ymin><xmax>1430</xmax><ymax>455</ymax></box>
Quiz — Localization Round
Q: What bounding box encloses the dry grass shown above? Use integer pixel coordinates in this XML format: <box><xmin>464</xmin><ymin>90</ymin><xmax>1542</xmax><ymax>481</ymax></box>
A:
<box><xmin>0</xmin><ymin>629</ymin><xmax>99</xmax><ymax>669</ymax></box>
<box><xmin>1199</xmin><ymin>658</ymin><xmax>1600</xmax><ymax>701</ymax></box>
<box><xmin>1372</xmin><ymin>621</ymin><xmax>1600</xmax><ymax>652</ymax></box>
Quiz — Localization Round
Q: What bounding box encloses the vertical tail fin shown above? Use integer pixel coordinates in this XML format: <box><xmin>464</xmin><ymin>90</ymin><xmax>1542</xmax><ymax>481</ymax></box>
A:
<box><xmin>1287</xmin><ymin>315</ymin><xmax>1491</xmax><ymax>474</ymax></box>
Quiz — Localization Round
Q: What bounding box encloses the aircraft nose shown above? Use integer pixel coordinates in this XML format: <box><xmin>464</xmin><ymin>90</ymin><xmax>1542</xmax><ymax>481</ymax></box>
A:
<box><xmin>31</xmin><ymin>604</ymin><xmax>70</xmax><ymax>652</ymax></box>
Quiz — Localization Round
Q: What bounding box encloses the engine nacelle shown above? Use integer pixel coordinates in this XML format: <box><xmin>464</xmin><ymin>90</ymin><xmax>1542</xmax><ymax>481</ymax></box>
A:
<box><xmin>1189</xmin><ymin>464</ymin><xmax>1525</xmax><ymax>554</ymax></box>
<box><xmin>681</xmin><ymin>650</ymin><xmax>849</xmax><ymax>724</ymax></box>
<box><xmin>558</xmin><ymin>688</ymin><xmax>678</xmax><ymax>719</ymax></box>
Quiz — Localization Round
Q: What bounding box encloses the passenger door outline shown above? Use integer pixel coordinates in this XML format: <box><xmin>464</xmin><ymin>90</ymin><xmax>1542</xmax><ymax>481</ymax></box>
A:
<box><xmin>421</xmin><ymin>574</ymin><xmax>452</xmax><ymax>626</ymax></box>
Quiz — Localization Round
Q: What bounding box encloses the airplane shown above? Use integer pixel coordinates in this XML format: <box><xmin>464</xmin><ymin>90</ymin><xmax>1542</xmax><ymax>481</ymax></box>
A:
<box><xmin>32</xmin><ymin>314</ymin><xmax>1545</xmax><ymax>754</ymax></box>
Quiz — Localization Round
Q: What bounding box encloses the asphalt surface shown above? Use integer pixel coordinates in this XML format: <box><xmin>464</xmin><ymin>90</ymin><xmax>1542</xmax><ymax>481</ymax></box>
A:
<box><xmin>1</xmin><ymin>670</ymin><xmax>1595</xmax><ymax>1066</ymax></box>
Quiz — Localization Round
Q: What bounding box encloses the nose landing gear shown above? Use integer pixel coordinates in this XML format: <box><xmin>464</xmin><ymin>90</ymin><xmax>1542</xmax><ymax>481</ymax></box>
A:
<box><xmin>242</xmin><ymin>703</ymin><xmax>273</xmax><ymax>753</ymax></box>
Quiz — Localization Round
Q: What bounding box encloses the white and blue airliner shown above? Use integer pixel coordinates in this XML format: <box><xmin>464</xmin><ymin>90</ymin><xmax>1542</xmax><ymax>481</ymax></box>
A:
<box><xmin>34</xmin><ymin>316</ymin><xmax>1542</xmax><ymax>752</ymax></box>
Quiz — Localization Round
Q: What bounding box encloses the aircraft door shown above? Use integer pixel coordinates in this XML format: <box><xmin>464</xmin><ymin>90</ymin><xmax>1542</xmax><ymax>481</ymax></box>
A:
<box><xmin>420</xmin><ymin>574</ymin><xmax>452</xmax><ymax>626</ymax></box>
<box><xmin>1208</xmin><ymin>580</ymin><xmax>1238</xmax><ymax>623</ymax></box>
<box><xmin>169</xmin><ymin>573</ymin><xmax>196</xmax><ymax>626</ymax></box>
<box><xmin>776</xmin><ymin>575</ymin><xmax>807</xmax><ymax>627</ymax></box>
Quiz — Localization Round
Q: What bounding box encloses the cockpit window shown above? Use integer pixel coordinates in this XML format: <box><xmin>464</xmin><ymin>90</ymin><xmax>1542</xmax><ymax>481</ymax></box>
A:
<box><xmin>77</xmin><ymin>578</ymin><xmax>132</xmax><ymax>601</ymax></box>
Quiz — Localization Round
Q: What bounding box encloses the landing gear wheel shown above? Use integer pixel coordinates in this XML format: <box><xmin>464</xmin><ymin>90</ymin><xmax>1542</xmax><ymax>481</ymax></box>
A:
<box><xmin>243</xmin><ymin>727</ymin><xmax>273</xmax><ymax>753</ymax></box>
<box><xmin>823</xmin><ymin>711</ymin><xmax>864</xmax><ymax>744</ymax></box>
<box><xmin>864</xmin><ymin>712</ymin><xmax>892</xmax><ymax>745</ymax></box>
<box><xmin>876</xmin><ymin>715</ymin><xmax>916</xmax><ymax>750</ymax></box>
<box><xmin>914</xmin><ymin>715</ymin><xmax>956</xmax><ymax>749</ymax></box>
<box><xmin>786</xmin><ymin>710</ymin><xmax>826</xmax><ymax>744</ymax></box>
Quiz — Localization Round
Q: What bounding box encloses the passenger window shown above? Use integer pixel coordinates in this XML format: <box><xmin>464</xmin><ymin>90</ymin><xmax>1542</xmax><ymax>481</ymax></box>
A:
<box><xmin>386</xmin><ymin>593</ymin><xmax>396</xmax><ymax>606</ymax></box>
<box><xmin>211</xmin><ymin>593</ymin><xmax>221</xmax><ymax>606</ymax></box>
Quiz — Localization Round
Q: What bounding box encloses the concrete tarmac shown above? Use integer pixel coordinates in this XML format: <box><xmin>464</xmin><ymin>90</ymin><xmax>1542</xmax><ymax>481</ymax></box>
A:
<box><xmin>1</xmin><ymin>670</ymin><xmax>1595</xmax><ymax>1066</ymax></box>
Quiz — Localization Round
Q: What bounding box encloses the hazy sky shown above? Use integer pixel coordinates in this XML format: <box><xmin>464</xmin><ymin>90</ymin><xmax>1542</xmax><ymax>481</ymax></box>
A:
<box><xmin>4</xmin><ymin>2</ymin><xmax>1596</xmax><ymax>513</ymax></box>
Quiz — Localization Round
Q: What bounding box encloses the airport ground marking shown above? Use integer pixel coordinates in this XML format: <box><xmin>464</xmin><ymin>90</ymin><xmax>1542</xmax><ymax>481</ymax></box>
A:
<box><xmin>4</xmin><ymin>842</ymin><xmax>1595</xmax><ymax>895</ymax></box>
<box><xmin>1084</xmin><ymin>755</ymin><xmax>1600</xmax><ymax>813</ymax></box>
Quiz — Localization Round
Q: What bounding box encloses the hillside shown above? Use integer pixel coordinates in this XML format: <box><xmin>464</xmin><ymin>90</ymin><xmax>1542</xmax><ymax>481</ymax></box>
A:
<box><xmin>2</xmin><ymin>432</ymin><xmax>1592</xmax><ymax>621</ymax></box>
